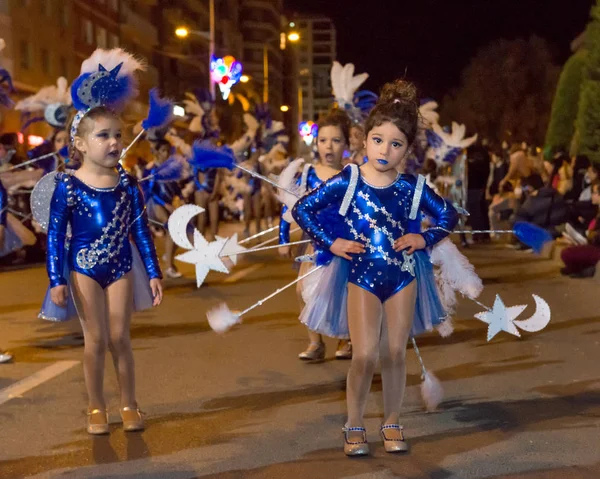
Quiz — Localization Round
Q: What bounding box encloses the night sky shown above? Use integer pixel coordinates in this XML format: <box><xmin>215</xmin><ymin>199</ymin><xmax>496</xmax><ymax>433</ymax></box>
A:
<box><xmin>285</xmin><ymin>0</ymin><xmax>593</xmax><ymax>101</ymax></box>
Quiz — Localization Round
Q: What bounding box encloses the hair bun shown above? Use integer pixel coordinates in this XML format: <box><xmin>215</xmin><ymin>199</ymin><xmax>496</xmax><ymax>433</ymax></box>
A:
<box><xmin>378</xmin><ymin>80</ymin><xmax>418</xmax><ymax>107</ymax></box>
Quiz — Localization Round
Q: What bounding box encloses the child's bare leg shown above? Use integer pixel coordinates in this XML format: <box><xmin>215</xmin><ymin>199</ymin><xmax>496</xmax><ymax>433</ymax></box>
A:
<box><xmin>194</xmin><ymin>190</ymin><xmax>209</xmax><ymax>235</ymax></box>
<box><xmin>106</xmin><ymin>273</ymin><xmax>136</xmax><ymax>408</ymax></box>
<box><xmin>345</xmin><ymin>283</ymin><xmax>383</xmax><ymax>439</ymax></box>
<box><xmin>379</xmin><ymin>281</ymin><xmax>416</xmax><ymax>437</ymax></box>
<box><xmin>71</xmin><ymin>272</ymin><xmax>109</xmax><ymax>411</ymax></box>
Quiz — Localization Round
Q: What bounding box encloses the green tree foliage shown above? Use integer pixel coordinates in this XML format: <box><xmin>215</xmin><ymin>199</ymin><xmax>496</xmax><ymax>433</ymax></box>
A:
<box><xmin>440</xmin><ymin>36</ymin><xmax>559</xmax><ymax>147</ymax></box>
<box><xmin>545</xmin><ymin>50</ymin><xmax>587</xmax><ymax>154</ymax></box>
<box><xmin>575</xmin><ymin>0</ymin><xmax>600</xmax><ymax>163</ymax></box>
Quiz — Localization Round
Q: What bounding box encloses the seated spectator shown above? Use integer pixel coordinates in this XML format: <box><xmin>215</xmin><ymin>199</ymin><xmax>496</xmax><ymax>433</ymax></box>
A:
<box><xmin>512</xmin><ymin>174</ymin><xmax>568</xmax><ymax>238</ymax></box>
<box><xmin>561</xmin><ymin>183</ymin><xmax>600</xmax><ymax>278</ymax></box>
<box><xmin>566</xmin><ymin>155</ymin><xmax>591</xmax><ymax>201</ymax></box>
<box><xmin>489</xmin><ymin>182</ymin><xmax>517</xmax><ymax>238</ymax></box>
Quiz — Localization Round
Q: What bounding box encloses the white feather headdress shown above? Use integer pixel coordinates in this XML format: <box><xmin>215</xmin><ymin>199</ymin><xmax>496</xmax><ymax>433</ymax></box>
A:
<box><xmin>432</xmin><ymin>122</ymin><xmax>477</xmax><ymax>149</ymax></box>
<box><xmin>330</xmin><ymin>61</ymin><xmax>368</xmax><ymax>106</ymax></box>
<box><xmin>15</xmin><ymin>77</ymin><xmax>71</xmax><ymax>113</ymax></box>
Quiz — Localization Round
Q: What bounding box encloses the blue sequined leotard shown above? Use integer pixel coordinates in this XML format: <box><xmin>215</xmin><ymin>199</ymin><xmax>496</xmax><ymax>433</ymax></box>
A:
<box><xmin>46</xmin><ymin>164</ymin><xmax>162</xmax><ymax>290</ymax></box>
<box><xmin>292</xmin><ymin>166</ymin><xmax>458</xmax><ymax>303</ymax></box>
<box><xmin>279</xmin><ymin>164</ymin><xmax>323</xmax><ymax>244</ymax></box>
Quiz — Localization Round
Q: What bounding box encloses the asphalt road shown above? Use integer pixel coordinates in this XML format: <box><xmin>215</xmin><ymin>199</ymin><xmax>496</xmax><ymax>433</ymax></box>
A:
<box><xmin>0</xmin><ymin>226</ymin><xmax>599</xmax><ymax>479</ymax></box>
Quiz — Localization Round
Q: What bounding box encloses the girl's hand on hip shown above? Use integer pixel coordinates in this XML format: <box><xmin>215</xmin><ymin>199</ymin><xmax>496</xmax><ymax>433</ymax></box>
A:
<box><xmin>330</xmin><ymin>238</ymin><xmax>365</xmax><ymax>260</ymax></box>
<box><xmin>393</xmin><ymin>233</ymin><xmax>426</xmax><ymax>254</ymax></box>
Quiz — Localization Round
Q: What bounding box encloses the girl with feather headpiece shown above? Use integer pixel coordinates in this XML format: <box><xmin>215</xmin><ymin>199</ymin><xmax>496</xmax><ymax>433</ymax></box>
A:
<box><xmin>140</xmin><ymin>135</ymin><xmax>186</xmax><ymax>279</ymax></box>
<box><xmin>0</xmin><ymin>39</ymin><xmax>38</xmax><ymax>266</ymax></box>
<box><xmin>37</xmin><ymin>48</ymin><xmax>163</xmax><ymax>435</ymax></box>
<box><xmin>277</xmin><ymin>108</ymin><xmax>353</xmax><ymax>361</ymax></box>
<box><xmin>183</xmin><ymin>90</ymin><xmax>224</xmax><ymax>240</ymax></box>
<box><xmin>292</xmin><ymin>79</ymin><xmax>461</xmax><ymax>456</ymax></box>
<box><xmin>15</xmin><ymin>76</ymin><xmax>74</xmax><ymax>173</ymax></box>
<box><xmin>330</xmin><ymin>62</ymin><xmax>378</xmax><ymax>166</ymax></box>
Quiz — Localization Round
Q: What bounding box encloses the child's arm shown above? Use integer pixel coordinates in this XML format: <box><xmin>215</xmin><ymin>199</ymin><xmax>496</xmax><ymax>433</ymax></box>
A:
<box><xmin>130</xmin><ymin>180</ymin><xmax>162</xmax><ymax>281</ymax></box>
<box><xmin>292</xmin><ymin>171</ymin><xmax>348</xmax><ymax>251</ymax></box>
<box><xmin>419</xmin><ymin>184</ymin><xmax>459</xmax><ymax>247</ymax></box>
<box><xmin>292</xmin><ymin>168</ymin><xmax>365</xmax><ymax>260</ymax></box>
<box><xmin>47</xmin><ymin>177</ymin><xmax>71</xmax><ymax>288</ymax></box>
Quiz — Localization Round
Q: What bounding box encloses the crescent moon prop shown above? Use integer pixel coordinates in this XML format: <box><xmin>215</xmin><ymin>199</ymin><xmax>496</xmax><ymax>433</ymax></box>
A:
<box><xmin>167</xmin><ymin>204</ymin><xmax>205</xmax><ymax>250</ymax></box>
<box><xmin>513</xmin><ymin>294</ymin><xmax>551</xmax><ymax>332</ymax></box>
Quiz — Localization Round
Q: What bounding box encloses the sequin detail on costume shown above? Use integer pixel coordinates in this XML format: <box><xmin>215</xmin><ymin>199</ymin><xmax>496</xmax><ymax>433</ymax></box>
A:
<box><xmin>75</xmin><ymin>191</ymin><xmax>130</xmax><ymax>270</ymax></box>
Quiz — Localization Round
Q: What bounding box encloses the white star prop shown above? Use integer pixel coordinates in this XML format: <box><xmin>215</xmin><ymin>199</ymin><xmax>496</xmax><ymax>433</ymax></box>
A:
<box><xmin>175</xmin><ymin>230</ymin><xmax>229</xmax><ymax>287</ymax></box>
<box><xmin>218</xmin><ymin>233</ymin><xmax>248</xmax><ymax>265</ymax></box>
<box><xmin>474</xmin><ymin>295</ymin><xmax>527</xmax><ymax>341</ymax></box>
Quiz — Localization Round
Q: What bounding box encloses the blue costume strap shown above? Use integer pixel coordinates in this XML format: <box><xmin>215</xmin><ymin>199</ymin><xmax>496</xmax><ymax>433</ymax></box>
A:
<box><xmin>47</xmin><ymin>174</ymin><xmax>74</xmax><ymax>287</ymax></box>
<box><xmin>129</xmin><ymin>178</ymin><xmax>162</xmax><ymax>280</ymax></box>
<box><xmin>409</xmin><ymin>174</ymin><xmax>425</xmax><ymax>220</ymax></box>
<box><xmin>300</xmin><ymin>163</ymin><xmax>312</xmax><ymax>191</ymax></box>
<box><xmin>339</xmin><ymin>164</ymin><xmax>359</xmax><ymax>216</ymax></box>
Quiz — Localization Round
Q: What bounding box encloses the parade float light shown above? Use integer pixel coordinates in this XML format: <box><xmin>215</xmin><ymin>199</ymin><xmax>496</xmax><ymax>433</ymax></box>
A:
<box><xmin>299</xmin><ymin>121</ymin><xmax>317</xmax><ymax>146</ymax></box>
<box><xmin>173</xmin><ymin>105</ymin><xmax>185</xmax><ymax>117</ymax></box>
<box><xmin>210</xmin><ymin>55</ymin><xmax>243</xmax><ymax>100</ymax></box>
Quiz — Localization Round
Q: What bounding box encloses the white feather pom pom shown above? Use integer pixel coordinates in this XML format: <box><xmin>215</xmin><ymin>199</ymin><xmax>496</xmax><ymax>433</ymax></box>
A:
<box><xmin>207</xmin><ymin>303</ymin><xmax>241</xmax><ymax>334</ymax></box>
<box><xmin>436</xmin><ymin>319</ymin><xmax>454</xmax><ymax>338</ymax></box>
<box><xmin>430</xmin><ymin>238</ymin><xmax>483</xmax><ymax>315</ymax></box>
<box><xmin>80</xmin><ymin>48</ymin><xmax>146</xmax><ymax>76</ymax></box>
<box><xmin>421</xmin><ymin>371</ymin><xmax>444</xmax><ymax>412</ymax></box>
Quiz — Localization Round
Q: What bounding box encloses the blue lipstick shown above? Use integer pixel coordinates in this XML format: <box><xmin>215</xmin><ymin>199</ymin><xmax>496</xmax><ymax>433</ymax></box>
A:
<box><xmin>377</xmin><ymin>159</ymin><xmax>389</xmax><ymax>165</ymax></box>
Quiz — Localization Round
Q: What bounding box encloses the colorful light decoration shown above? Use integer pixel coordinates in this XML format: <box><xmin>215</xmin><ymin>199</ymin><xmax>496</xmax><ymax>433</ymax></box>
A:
<box><xmin>210</xmin><ymin>55</ymin><xmax>243</xmax><ymax>100</ymax></box>
<box><xmin>298</xmin><ymin>121</ymin><xmax>318</xmax><ymax>146</ymax></box>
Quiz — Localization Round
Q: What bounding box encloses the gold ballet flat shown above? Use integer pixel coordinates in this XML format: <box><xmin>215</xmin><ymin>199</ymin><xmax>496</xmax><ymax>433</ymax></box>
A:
<box><xmin>87</xmin><ymin>409</ymin><xmax>109</xmax><ymax>435</ymax></box>
<box><xmin>342</xmin><ymin>426</ymin><xmax>370</xmax><ymax>456</ymax></box>
<box><xmin>120</xmin><ymin>406</ymin><xmax>145</xmax><ymax>432</ymax></box>
<box><xmin>298</xmin><ymin>342</ymin><xmax>325</xmax><ymax>361</ymax></box>
<box><xmin>380</xmin><ymin>424</ymin><xmax>408</xmax><ymax>453</ymax></box>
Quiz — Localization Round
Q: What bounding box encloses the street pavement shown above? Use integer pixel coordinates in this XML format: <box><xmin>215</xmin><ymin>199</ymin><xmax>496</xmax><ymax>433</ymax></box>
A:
<box><xmin>0</xmin><ymin>225</ymin><xmax>599</xmax><ymax>479</ymax></box>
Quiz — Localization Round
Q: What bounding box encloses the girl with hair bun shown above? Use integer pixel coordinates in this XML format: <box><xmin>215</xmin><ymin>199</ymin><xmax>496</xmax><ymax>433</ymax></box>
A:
<box><xmin>292</xmin><ymin>79</ymin><xmax>458</xmax><ymax>456</ymax></box>
<box><xmin>278</xmin><ymin>107</ymin><xmax>353</xmax><ymax>360</ymax></box>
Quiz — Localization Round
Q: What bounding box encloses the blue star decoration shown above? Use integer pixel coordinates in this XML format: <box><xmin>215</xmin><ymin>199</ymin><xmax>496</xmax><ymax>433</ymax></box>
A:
<box><xmin>474</xmin><ymin>295</ymin><xmax>527</xmax><ymax>341</ymax></box>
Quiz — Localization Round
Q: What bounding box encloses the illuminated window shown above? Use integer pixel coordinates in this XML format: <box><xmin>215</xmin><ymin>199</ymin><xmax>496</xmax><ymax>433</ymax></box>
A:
<box><xmin>83</xmin><ymin>19</ymin><xmax>94</xmax><ymax>45</ymax></box>
<box><xmin>96</xmin><ymin>27</ymin><xmax>107</xmax><ymax>48</ymax></box>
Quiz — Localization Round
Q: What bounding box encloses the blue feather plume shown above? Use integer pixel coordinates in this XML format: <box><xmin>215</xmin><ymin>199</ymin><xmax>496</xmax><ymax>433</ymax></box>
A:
<box><xmin>58</xmin><ymin>145</ymin><xmax>69</xmax><ymax>157</ymax></box>
<box><xmin>353</xmin><ymin>90</ymin><xmax>378</xmax><ymax>113</ymax></box>
<box><xmin>153</xmin><ymin>156</ymin><xmax>183</xmax><ymax>182</ymax></box>
<box><xmin>142</xmin><ymin>88</ymin><xmax>173</xmax><ymax>130</ymax></box>
<box><xmin>0</xmin><ymin>67</ymin><xmax>15</xmax><ymax>107</ymax></box>
<box><xmin>189</xmin><ymin>140</ymin><xmax>236</xmax><ymax>172</ymax></box>
<box><xmin>513</xmin><ymin>222</ymin><xmax>553</xmax><ymax>254</ymax></box>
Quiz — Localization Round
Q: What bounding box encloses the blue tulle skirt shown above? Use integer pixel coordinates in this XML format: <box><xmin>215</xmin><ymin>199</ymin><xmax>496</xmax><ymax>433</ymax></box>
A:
<box><xmin>299</xmin><ymin>249</ymin><xmax>447</xmax><ymax>339</ymax></box>
<box><xmin>0</xmin><ymin>224</ymin><xmax>23</xmax><ymax>257</ymax></box>
<box><xmin>39</xmin><ymin>242</ymin><xmax>155</xmax><ymax>322</ymax></box>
